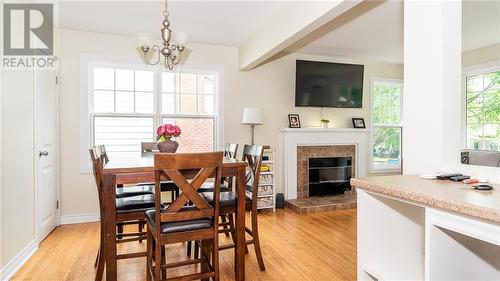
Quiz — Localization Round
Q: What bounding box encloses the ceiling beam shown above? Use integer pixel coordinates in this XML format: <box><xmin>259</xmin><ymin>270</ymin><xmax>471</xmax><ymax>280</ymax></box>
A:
<box><xmin>238</xmin><ymin>0</ymin><xmax>363</xmax><ymax>71</ymax></box>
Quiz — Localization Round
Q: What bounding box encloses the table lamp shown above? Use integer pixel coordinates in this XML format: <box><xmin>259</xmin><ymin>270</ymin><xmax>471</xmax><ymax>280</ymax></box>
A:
<box><xmin>242</xmin><ymin>108</ymin><xmax>262</xmax><ymax>145</ymax></box>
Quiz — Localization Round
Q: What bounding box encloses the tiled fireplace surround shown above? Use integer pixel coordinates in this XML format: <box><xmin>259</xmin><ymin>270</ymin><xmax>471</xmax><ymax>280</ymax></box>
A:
<box><xmin>296</xmin><ymin>145</ymin><xmax>356</xmax><ymax>198</ymax></box>
<box><xmin>279</xmin><ymin>128</ymin><xmax>369</xmax><ymax>213</ymax></box>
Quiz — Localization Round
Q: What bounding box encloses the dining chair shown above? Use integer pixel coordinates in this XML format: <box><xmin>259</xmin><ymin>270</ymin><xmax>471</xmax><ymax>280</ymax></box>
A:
<box><xmin>97</xmin><ymin>145</ymin><xmax>154</xmax><ymax>240</ymax></box>
<box><xmin>199</xmin><ymin>144</ymin><xmax>266</xmax><ymax>271</ymax></box>
<box><xmin>140</xmin><ymin>142</ymin><xmax>180</xmax><ymax>202</ymax></box>
<box><xmin>141</xmin><ymin>142</ymin><xmax>159</xmax><ymax>157</ymax></box>
<box><xmin>90</xmin><ymin>146</ymin><xmax>160</xmax><ymax>281</ymax></box>
<box><xmin>224</xmin><ymin>143</ymin><xmax>238</xmax><ymax>159</ymax></box>
<box><xmin>197</xmin><ymin>143</ymin><xmax>238</xmax><ymax>193</ymax></box>
<box><xmin>100</xmin><ymin>145</ymin><xmax>155</xmax><ymax>198</ymax></box>
<box><xmin>146</xmin><ymin>152</ymin><xmax>223</xmax><ymax>281</ymax></box>
<box><xmin>186</xmin><ymin>143</ymin><xmax>238</xmax><ymax>254</ymax></box>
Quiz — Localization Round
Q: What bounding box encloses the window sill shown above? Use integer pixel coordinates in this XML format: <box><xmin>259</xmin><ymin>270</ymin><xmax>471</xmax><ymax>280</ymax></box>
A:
<box><xmin>370</xmin><ymin>168</ymin><xmax>402</xmax><ymax>174</ymax></box>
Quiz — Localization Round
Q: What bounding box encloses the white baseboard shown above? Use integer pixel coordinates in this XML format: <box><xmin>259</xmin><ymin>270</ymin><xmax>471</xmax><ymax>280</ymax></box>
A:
<box><xmin>0</xmin><ymin>240</ymin><xmax>38</xmax><ymax>281</ymax></box>
<box><xmin>60</xmin><ymin>212</ymin><xmax>99</xmax><ymax>225</ymax></box>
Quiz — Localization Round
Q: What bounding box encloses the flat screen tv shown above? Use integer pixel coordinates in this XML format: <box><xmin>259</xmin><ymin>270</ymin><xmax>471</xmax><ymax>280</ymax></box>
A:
<box><xmin>295</xmin><ymin>60</ymin><xmax>364</xmax><ymax>108</ymax></box>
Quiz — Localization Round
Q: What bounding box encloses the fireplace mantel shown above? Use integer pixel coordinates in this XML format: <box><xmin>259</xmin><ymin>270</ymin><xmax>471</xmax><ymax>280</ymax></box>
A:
<box><xmin>280</xmin><ymin>127</ymin><xmax>370</xmax><ymax>133</ymax></box>
<box><xmin>278</xmin><ymin>127</ymin><xmax>369</xmax><ymax>199</ymax></box>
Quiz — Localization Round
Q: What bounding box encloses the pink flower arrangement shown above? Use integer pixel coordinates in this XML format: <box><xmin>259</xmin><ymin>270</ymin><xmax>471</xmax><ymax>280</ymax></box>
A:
<box><xmin>156</xmin><ymin>123</ymin><xmax>181</xmax><ymax>142</ymax></box>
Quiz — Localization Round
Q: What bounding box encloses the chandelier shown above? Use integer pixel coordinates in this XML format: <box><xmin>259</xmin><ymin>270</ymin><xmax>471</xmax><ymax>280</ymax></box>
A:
<box><xmin>138</xmin><ymin>0</ymin><xmax>189</xmax><ymax>70</ymax></box>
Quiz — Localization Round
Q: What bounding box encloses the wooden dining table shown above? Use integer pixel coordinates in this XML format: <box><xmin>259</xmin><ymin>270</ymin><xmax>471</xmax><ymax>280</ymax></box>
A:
<box><xmin>101</xmin><ymin>155</ymin><xmax>247</xmax><ymax>281</ymax></box>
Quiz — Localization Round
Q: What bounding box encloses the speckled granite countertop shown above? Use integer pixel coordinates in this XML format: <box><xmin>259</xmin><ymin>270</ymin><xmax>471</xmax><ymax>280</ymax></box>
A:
<box><xmin>351</xmin><ymin>175</ymin><xmax>500</xmax><ymax>224</ymax></box>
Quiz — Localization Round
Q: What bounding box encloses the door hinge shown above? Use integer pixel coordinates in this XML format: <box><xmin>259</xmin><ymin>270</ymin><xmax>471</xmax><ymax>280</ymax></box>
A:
<box><xmin>55</xmin><ymin>76</ymin><xmax>58</xmax><ymax>85</ymax></box>
<box><xmin>56</xmin><ymin>200</ymin><xmax>59</xmax><ymax>209</ymax></box>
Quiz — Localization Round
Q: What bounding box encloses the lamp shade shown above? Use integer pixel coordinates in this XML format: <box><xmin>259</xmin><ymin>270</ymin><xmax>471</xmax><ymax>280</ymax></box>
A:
<box><xmin>242</xmin><ymin>108</ymin><xmax>263</xmax><ymax>125</ymax></box>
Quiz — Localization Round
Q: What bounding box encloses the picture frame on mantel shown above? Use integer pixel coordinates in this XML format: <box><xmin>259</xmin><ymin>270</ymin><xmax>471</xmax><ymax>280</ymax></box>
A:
<box><xmin>288</xmin><ymin>114</ymin><xmax>301</xmax><ymax>128</ymax></box>
<box><xmin>352</xmin><ymin>118</ymin><xmax>366</xmax><ymax>128</ymax></box>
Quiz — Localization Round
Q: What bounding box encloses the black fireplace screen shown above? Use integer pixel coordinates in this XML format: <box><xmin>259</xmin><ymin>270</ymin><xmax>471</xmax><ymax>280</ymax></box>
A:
<box><xmin>308</xmin><ymin>157</ymin><xmax>352</xmax><ymax>196</ymax></box>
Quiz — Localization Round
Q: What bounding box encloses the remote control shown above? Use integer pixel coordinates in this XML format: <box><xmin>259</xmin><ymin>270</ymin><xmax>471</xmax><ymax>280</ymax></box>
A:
<box><xmin>436</xmin><ymin>173</ymin><xmax>462</xmax><ymax>180</ymax></box>
<box><xmin>449</xmin><ymin>175</ymin><xmax>471</xmax><ymax>182</ymax></box>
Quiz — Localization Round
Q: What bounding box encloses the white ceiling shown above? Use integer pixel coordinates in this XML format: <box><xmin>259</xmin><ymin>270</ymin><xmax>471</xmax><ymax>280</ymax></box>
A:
<box><xmin>298</xmin><ymin>0</ymin><xmax>500</xmax><ymax>64</ymax></box>
<box><xmin>297</xmin><ymin>1</ymin><xmax>404</xmax><ymax>63</ymax></box>
<box><xmin>59</xmin><ymin>1</ymin><xmax>287</xmax><ymax>47</ymax></box>
<box><xmin>59</xmin><ymin>1</ymin><xmax>500</xmax><ymax>64</ymax></box>
<box><xmin>462</xmin><ymin>0</ymin><xmax>500</xmax><ymax>52</ymax></box>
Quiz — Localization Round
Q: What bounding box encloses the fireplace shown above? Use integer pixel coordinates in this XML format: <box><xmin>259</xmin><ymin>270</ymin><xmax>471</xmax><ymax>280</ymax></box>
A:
<box><xmin>296</xmin><ymin>145</ymin><xmax>356</xmax><ymax>198</ymax></box>
<box><xmin>308</xmin><ymin>157</ymin><xmax>352</xmax><ymax>196</ymax></box>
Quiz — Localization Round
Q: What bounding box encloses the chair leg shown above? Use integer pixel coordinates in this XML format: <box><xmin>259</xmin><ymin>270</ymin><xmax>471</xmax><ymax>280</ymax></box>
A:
<box><xmin>161</xmin><ymin>246</ymin><xmax>167</xmax><ymax>279</ymax></box>
<box><xmin>94</xmin><ymin>247</ymin><xmax>100</xmax><ymax>268</ymax></box>
<box><xmin>187</xmin><ymin>241</ymin><xmax>192</xmax><ymax>256</ymax></box>
<box><xmin>139</xmin><ymin>221</ymin><xmax>145</xmax><ymax>243</ymax></box>
<box><xmin>200</xmin><ymin>240</ymin><xmax>211</xmax><ymax>281</ymax></box>
<box><xmin>95</xmin><ymin>224</ymin><xmax>105</xmax><ymax>281</ymax></box>
<box><xmin>194</xmin><ymin>240</ymin><xmax>199</xmax><ymax>259</ymax></box>
<box><xmin>220</xmin><ymin>215</ymin><xmax>230</xmax><ymax>237</ymax></box>
<box><xmin>213</xmin><ymin>229</ymin><xmax>219</xmax><ymax>281</ymax></box>
<box><xmin>117</xmin><ymin>224</ymin><xmax>123</xmax><ymax>240</ymax></box>
<box><xmin>146</xmin><ymin>229</ymin><xmax>153</xmax><ymax>281</ymax></box>
<box><xmin>228</xmin><ymin>214</ymin><xmax>248</xmax><ymax>253</ymax></box>
<box><xmin>154</xmin><ymin>241</ymin><xmax>162</xmax><ymax>281</ymax></box>
<box><xmin>251</xmin><ymin>209</ymin><xmax>266</xmax><ymax>271</ymax></box>
<box><xmin>95</xmin><ymin>251</ymin><xmax>105</xmax><ymax>281</ymax></box>
<box><xmin>252</xmin><ymin>210</ymin><xmax>266</xmax><ymax>271</ymax></box>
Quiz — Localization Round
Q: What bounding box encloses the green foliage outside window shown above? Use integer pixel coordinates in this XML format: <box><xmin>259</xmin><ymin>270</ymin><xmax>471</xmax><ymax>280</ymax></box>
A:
<box><xmin>372</xmin><ymin>83</ymin><xmax>402</xmax><ymax>169</ymax></box>
<box><xmin>466</xmin><ymin>71</ymin><xmax>500</xmax><ymax>151</ymax></box>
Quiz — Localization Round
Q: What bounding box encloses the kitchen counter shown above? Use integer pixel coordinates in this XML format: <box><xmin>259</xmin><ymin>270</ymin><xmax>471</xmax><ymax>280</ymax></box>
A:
<box><xmin>351</xmin><ymin>174</ymin><xmax>500</xmax><ymax>223</ymax></box>
<box><xmin>351</xmin><ymin>174</ymin><xmax>500</xmax><ymax>281</ymax></box>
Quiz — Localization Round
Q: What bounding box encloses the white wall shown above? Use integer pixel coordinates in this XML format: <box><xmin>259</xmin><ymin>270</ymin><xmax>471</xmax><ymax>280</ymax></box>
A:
<box><xmin>0</xmin><ymin>4</ymin><xmax>37</xmax><ymax>274</ymax></box>
<box><xmin>403</xmin><ymin>1</ymin><xmax>462</xmax><ymax>174</ymax></box>
<box><xmin>1</xmin><ymin>69</ymin><xmax>36</xmax><ymax>271</ymax></box>
<box><xmin>59</xmin><ymin>28</ymin><xmax>403</xmax><ymax>217</ymax></box>
<box><xmin>463</xmin><ymin>43</ymin><xmax>500</xmax><ymax>66</ymax></box>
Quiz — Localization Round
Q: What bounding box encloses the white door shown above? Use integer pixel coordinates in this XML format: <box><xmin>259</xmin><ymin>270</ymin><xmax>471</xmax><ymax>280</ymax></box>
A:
<box><xmin>35</xmin><ymin>70</ymin><xmax>59</xmax><ymax>242</ymax></box>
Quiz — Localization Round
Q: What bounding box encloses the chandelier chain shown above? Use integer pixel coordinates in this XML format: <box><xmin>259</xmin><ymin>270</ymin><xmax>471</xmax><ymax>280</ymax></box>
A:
<box><xmin>163</xmin><ymin>0</ymin><xmax>169</xmax><ymax>19</ymax></box>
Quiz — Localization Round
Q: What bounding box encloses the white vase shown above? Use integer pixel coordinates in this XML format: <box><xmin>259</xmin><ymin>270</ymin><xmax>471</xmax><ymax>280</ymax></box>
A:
<box><xmin>321</xmin><ymin>123</ymin><xmax>329</xmax><ymax>128</ymax></box>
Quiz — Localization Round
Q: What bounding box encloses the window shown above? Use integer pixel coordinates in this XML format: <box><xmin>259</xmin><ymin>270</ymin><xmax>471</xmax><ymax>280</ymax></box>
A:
<box><xmin>371</xmin><ymin>79</ymin><xmax>403</xmax><ymax>172</ymax></box>
<box><xmin>465</xmin><ymin>70</ymin><xmax>500</xmax><ymax>151</ymax></box>
<box><xmin>90</xmin><ymin>65</ymin><xmax>219</xmax><ymax>161</ymax></box>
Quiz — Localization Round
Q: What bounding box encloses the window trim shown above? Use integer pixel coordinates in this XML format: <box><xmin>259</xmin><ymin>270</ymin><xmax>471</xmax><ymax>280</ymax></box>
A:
<box><xmin>461</xmin><ymin>60</ymin><xmax>500</xmax><ymax>151</ymax></box>
<box><xmin>80</xmin><ymin>54</ymin><xmax>224</xmax><ymax>173</ymax></box>
<box><xmin>370</xmin><ymin>77</ymin><xmax>404</xmax><ymax>174</ymax></box>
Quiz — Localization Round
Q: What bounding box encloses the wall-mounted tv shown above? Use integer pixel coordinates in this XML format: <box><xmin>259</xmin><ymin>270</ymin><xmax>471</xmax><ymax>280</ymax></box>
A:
<box><xmin>295</xmin><ymin>60</ymin><xmax>364</xmax><ymax>108</ymax></box>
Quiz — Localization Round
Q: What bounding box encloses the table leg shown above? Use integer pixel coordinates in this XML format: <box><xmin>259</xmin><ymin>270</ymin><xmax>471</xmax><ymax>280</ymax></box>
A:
<box><xmin>103</xmin><ymin>173</ymin><xmax>117</xmax><ymax>281</ymax></box>
<box><xmin>235</xmin><ymin>166</ymin><xmax>246</xmax><ymax>281</ymax></box>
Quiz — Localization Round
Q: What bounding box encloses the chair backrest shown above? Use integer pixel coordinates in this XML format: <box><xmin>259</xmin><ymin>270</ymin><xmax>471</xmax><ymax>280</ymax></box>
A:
<box><xmin>224</xmin><ymin>143</ymin><xmax>238</xmax><ymax>159</ymax></box>
<box><xmin>242</xmin><ymin>145</ymin><xmax>264</xmax><ymax>203</ymax></box>
<box><xmin>95</xmin><ymin>145</ymin><xmax>109</xmax><ymax>165</ymax></box>
<box><xmin>141</xmin><ymin>142</ymin><xmax>159</xmax><ymax>157</ymax></box>
<box><xmin>89</xmin><ymin>146</ymin><xmax>107</xmax><ymax>220</ymax></box>
<box><xmin>153</xmin><ymin>152</ymin><xmax>223</xmax><ymax>234</ymax></box>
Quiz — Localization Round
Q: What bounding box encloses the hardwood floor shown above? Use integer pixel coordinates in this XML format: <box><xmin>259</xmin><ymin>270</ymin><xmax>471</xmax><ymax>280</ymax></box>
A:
<box><xmin>12</xmin><ymin>208</ymin><xmax>356</xmax><ymax>281</ymax></box>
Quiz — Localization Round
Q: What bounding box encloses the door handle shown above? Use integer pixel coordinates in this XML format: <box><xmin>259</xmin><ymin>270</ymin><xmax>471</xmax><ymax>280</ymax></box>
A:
<box><xmin>39</xmin><ymin>150</ymin><xmax>49</xmax><ymax>157</ymax></box>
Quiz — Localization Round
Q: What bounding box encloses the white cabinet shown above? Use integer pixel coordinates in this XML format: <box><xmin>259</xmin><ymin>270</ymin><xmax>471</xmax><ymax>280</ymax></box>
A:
<box><xmin>358</xmin><ymin>189</ymin><xmax>500</xmax><ymax>281</ymax></box>
<box><xmin>357</xmin><ymin>190</ymin><xmax>425</xmax><ymax>280</ymax></box>
<box><xmin>256</xmin><ymin>148</ymin><xmax>275</xmax><ymax>211</ymax></box>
